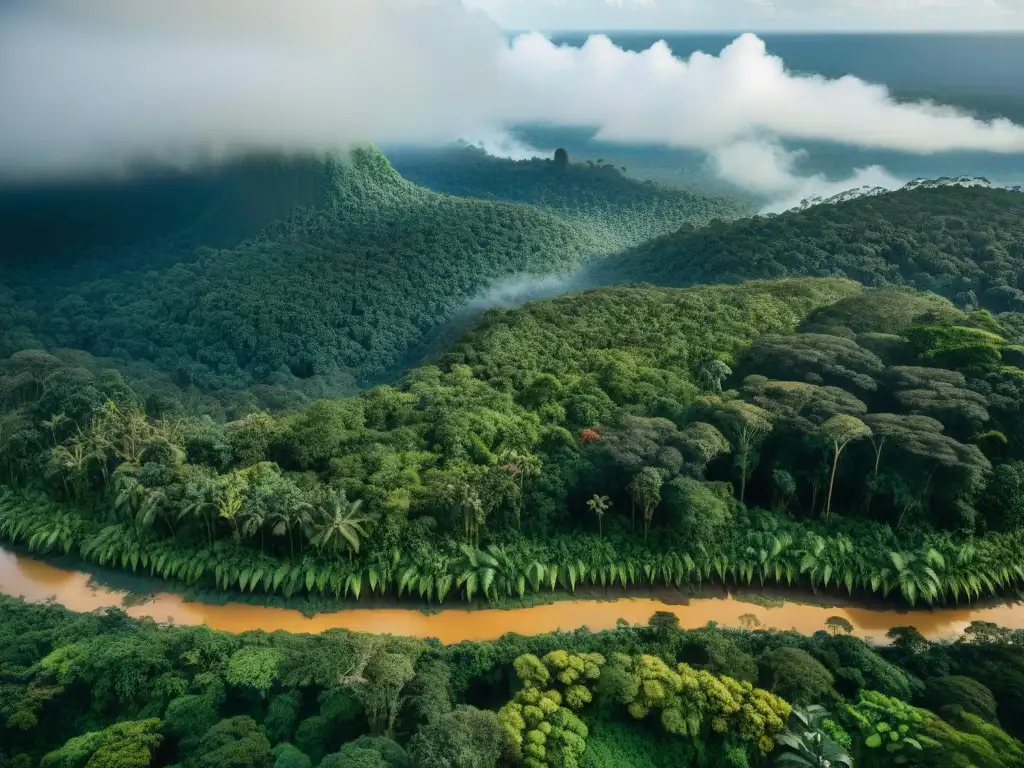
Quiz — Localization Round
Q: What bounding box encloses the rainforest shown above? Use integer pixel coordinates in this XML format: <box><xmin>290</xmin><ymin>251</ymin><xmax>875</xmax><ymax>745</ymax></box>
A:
<box><xmin>4</xmin><ymin>142</ymin><xmax>1024</xmax><ymax>767</ymax></box>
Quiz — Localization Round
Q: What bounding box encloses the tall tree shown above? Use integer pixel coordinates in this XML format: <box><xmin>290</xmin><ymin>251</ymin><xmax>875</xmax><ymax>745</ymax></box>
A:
<box><xmin>587</xmin><ymin>494</ymin><xmax>611</xmax><ymax>538</ymax></box>
<box><xmin>309</xmin><ymin>493</ymin><xmax>371</xmax><ymax>556</ymax></box>
<box><xmin>628</xmin><ymin>468</ymin><xmax>663</xmax><ymax>539</ymax></box>
<box><xmin>821</xmin><ymin>415</ymin><xmax>872</xmax><ymax>522</ymax></box>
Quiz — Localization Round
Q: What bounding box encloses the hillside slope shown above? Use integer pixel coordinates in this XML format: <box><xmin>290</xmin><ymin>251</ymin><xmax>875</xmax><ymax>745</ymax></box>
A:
<box><xmin>389</xmin><ymin>144</ymin><xmax>755</xmax><ymax>250</ymax></box>
<box><xmin>592</xmin><ymin>185</ymin><xmax>1024</xmax><ymax>314</ymax></box>
<box><xmin>2</xmin><ymin>148</ymin><xmax>608</xmax><ymax>407</ymax></box>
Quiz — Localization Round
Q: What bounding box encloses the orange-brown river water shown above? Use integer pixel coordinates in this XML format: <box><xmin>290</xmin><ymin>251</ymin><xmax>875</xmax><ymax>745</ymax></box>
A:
<box><xmin>2</xmin><ymin>547</ymin><xmax>1022</xmax><ymax>643</ymax></box>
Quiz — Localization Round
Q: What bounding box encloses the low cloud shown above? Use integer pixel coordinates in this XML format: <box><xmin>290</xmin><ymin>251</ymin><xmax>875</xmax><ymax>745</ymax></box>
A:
<box><xmin>760</xmin><ymin>165</ymin><xmax>905</xmax><ymax>214</ymax></box>
<box><xmin>709</xmin><ymin>140</ymin><xmax>811</xmax><ymax>195</ymax></box>
<box><xmin>467</xmin><ymin>274</ymin><xmax>584</xmax><ymax>311</ymax></box>
<box><xmin>708</xmin><ymin>138</ymin><xmax>904</xmax><ymax>210</ymax></box>
<box><xmin>2</xmin><ymin>0</ymin><xmax>1024</xmax><ymax>190</ymax></box>
<box><xmin>460</xmin><ymin>133</ymin><xmax>549</xmax><ymax>161</ymax></box>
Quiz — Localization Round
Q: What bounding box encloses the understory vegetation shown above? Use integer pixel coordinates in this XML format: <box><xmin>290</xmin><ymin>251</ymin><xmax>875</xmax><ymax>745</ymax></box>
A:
<box><xmin>3</xmin><ymin>276</ymin><xmax>1024</xmax><ymax>609</ymax></box>
<box><xmin>3</xmin><ymin>596</ymin><xmax>1024</xmax><ymax>768</ymax></box>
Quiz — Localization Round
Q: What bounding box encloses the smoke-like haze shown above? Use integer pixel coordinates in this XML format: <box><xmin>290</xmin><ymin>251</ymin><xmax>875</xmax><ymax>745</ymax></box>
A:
<box><xmin>3</xmin><ymin>0</ymin><xmax>1024</xmax><ymax>189</ymax></box>
<box><xmin>706</xmin><ymin>139</ymin><xmax>905</xmax><ymax>209</ymax></box>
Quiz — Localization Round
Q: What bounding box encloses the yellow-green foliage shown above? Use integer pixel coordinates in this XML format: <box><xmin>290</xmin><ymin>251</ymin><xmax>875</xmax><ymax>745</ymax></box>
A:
<box><xmin>603</xmin><ymin>653</ymin><xmax>791</xmax><ymax>756</ymax></box>
<box><xmin>499</xmin><ymin>651</ymin><xmax>605</xmax><ymax>768</ymax></box>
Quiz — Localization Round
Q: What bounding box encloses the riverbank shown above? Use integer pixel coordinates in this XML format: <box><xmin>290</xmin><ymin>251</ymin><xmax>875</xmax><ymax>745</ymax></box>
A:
<box><xmin>3</xmin><ymin>545</ymin><xmax>1022</xmax><ymax>644</ymax></box>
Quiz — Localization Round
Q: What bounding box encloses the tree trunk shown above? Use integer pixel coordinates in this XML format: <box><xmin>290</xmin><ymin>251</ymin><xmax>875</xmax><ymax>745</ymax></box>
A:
<box><xmin>865</xmin><ymin>438</ymin><xmax>885</xmax><ymax>514</ymax></box>
<box><xmin>825</xmin><ymin>441</ymin><xmax>842</xmax><ymax>523</ymax></box>
<box><xmin>896</xmin><ymin>502</ymin><xmax>911</xmax><ymax>533</ymax></box>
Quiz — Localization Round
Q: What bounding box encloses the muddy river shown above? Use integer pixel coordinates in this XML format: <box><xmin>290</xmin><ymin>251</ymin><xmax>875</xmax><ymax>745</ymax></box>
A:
<box><xmin>2</xmin><ymin>546</ymin><xmax>1021</xmax><ymax>643</ymax></box>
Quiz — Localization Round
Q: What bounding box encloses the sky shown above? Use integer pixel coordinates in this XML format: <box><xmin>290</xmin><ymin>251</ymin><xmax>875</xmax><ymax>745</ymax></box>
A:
<box><xmin>465</xmin><ymin>0</ymin><xmax>1024</xmax><ymax>32</ymax></box>
<box><xmin>3</xmin><ymin>0</ymin><xmax>1024</xmax><ymax>203</ymax></box>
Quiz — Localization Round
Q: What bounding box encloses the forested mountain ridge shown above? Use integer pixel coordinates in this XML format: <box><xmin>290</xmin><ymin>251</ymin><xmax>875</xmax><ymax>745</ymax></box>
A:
<box><xmin>389</xmin><ymin>144</ymin><xmax>755</xmax><ymax>250</ymax></box>
<box><xmin>592</xmin><ymin>185</ymin><xmax>1024</xmax><ymax>316</ymax></box>
<box><xmin>786</xmin><ymin>175</ymin><xmax>1024</xmax><ymax>213</ymax></box>
<box><xmin>1</xmin><ymin>149</ymin><xmax>608</xmax><ymax>409</ymax></box>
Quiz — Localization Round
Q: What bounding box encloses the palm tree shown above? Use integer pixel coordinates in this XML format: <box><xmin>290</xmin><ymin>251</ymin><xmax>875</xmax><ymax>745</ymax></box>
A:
<box><xmin>214</xmin><ymin>477</ymin><xmax>245</xmax><ymax>538</ymax></box>
<box><xmin>775</xmin><ymin>706</ymin><xmax>852</xmax><ymax>767</ymax></box>
<box><xmin>241</xmin><ymin>506</ymin><xmax>270</xmax><ymax>554</ymax></box>
<box><xmin>309</xmin><ymin>494</ymin><xmax>371</xmax><ymax>556</ymax></box>
<box><xmin>48</xmin><ymin>436</ymin><xmax>89</xmax><ymax>498</ymax></box>
<box><xmin>40</xmin><ymin>411</ymin><xmax>69</xmax><ymax>446</ymax></box>
<box><xmin>587</xmin><ymin>494</ymin><xmax>611</xmax><ymax>537</ymax></box>
<box><xmin>799</xmin><ymin>534</ymin><xmax>855</xmax><ymax>594</ymax></box>
<box><xmin>113</xmin><ymin>469</ymin><xmax>146</xmax><ymax>522</ymax></box>
<box><xmin>271</xmin><ymin>501</ymin><xmax>316</xmax><ymax>559</ymax></box>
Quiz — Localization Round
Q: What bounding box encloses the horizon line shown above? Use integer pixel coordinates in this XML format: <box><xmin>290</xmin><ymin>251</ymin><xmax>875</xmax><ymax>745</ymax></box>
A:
<box><xmin>504</xmin><ymin>28</ymin><xmax>1024</xmax><ymax>35</ymax></box>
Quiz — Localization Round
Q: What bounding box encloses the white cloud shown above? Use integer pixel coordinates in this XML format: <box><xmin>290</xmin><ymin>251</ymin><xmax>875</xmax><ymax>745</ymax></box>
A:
<box><xmin>708</xmin><ymin>138</ymin><xmax>905</xmax><ymax>210</ymax></box>
<box><xmin>761</xmin><ymin>162</ymin><xmax>905</xmax><ymax>213</ymax></box>
<box><xmin>462</xmin><ymin>133</ymin><xmax>549</xmax><ymax>160</ymax></box>
<box><xmin>499</xmin><ymin>32</ymin><xmax>1024</xmax><ymax>153</ymax></box>
<box><xmin>709</xmin><ymin>140</ymin><xmax>809</xmax><ymax>194</ymax></box>
<box><xmin>2</xmin><ymin>0</ymin><xmax>1023</xmax><ymax>195</ymax></box>
<box><xmin>464</xmin><ymin>0</ymin><xmax>1024</xmax><ymax>29</ymax></box>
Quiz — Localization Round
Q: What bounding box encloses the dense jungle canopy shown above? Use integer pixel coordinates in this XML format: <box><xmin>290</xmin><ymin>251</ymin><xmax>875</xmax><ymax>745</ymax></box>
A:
<box><xmin>3</xmin><ymin>146</ymin><xmax>1024</xmax><ymax>768</ymax></box>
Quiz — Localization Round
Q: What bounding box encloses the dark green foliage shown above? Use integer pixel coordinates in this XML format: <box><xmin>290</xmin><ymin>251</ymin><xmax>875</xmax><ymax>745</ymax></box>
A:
<box><xmin>270</xmin><ymin>743</ymin><xmax>311</xmax><ymax>768</ymax></box>
<box><xmin>343</xmin><ymin>737</ymin><xmax>409</xmax><ymax>768</ymax></box>
<box><xmin>3</xmin><ymin>149</ymin><xmax>605</xmax><ymax>408</ymax></box>
<box><xmin>924</xmin><ymin>676</ymin><xmax>999</xmax><ymax>723</ymax></box>
<box><xmin>735</xmin><ymin>333</ymin><xmax>884</xmax><ymax>393</ymax></box>
<box><xmin>320</xmin><ymin>746</ymin><xmax>387</xmax><ymax>768</ymax></box>
<box><xmin>293</xmin><ymin>718</ymin><xmax>331</xmax><ymax>766</ymax></box>
<box><xmin>164</xmin><ymin>694</ymin><xmax>222</xmax><ymax>758</ymax></box>
<box><xmin>3</xmin><ymin>596</ymin><xmax>1024</xmax><ymax>768</ymax></box>
<box><xmin>758</xmin><ymin>648</ymin><xmax>835</xmax><ymax>705</ymax></box>
<box><xmin>192</xmin><ymin>717</ymin><xmax>272</xmax><ymax>768</ymax></box>
<box><xmin>594</xmin><ymin>186</ymin><xmax>1024</xmax><ymax>314</ymax></box>
<box><xmin>264</xmin><ymin>690</ymin><xmax>303</xmax><ymax>744</ymax></box>
<box><xmin>406</xmin><ymin>706</ymin><xmax>505</xmax><ymax>768</ymax></box>
<box><xmin>978</xmin><ymin>461</ymin><xmax>1024</xmax><ymax>532</ymax></box>
<box><xmin>4</xmin><ymin>277</ymin><xmax>1024</xmax><ymax>613</ymax></box>
<box><xmin>391</xmin><ymin>144</ymin><xmax>753</xmax><ymax>251</ymax></box>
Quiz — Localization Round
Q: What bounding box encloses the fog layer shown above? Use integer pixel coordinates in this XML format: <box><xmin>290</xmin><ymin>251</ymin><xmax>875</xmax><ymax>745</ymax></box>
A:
<box><xmin>3</xmin><ymin>0</ymin><xmax>1024</xmax><ymax>190</ymax></box>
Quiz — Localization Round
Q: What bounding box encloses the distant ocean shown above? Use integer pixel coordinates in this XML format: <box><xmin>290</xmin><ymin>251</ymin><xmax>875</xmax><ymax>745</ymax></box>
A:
<box><xmin>517</xmin><ymin>32</ymin><xmax>1024</xmax><ymax>189</ymax></box>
